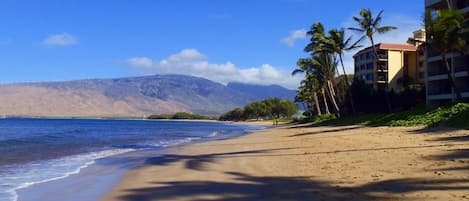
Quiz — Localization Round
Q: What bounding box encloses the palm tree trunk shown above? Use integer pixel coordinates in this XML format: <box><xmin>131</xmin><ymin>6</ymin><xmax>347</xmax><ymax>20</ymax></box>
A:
<box><xmin>442</xmin><ymin>54</ymin><xmax>462</xmax><ymax>100</ymax></box>
<box><xmin>321</xmin><ymin>88</ymin><xmax>330</xmax><ymax>114</ymax></box>
<box><xmin>339</xmin><ymin>54</ymin><xmax>356</xmax><ymax>114</ymax></box>
<box><xmin>313</xmin><ymin>91</ymin><xmax>322</xmax><ymax>115</ymax></box>
<box><xmin>327</xmin><ymin>80</ymin><xmax>341</xmax><ymax>117</ymax></box>
<box><xmin>370</xmin><ymin>36</ymin><xmax>392</xmax><ymax>113</ymax></box>
<box><xmin>445</xmin><ymin>0</ymin><xmax>452</xmax><ymax>8</ymax></box>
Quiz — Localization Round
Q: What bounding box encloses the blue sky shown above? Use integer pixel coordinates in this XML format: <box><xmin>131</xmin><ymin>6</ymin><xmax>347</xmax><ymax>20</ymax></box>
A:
<box><xmin>0</xmin><ymin>0</ymin><xmax>424</xmax><ymax>88</ymax></box>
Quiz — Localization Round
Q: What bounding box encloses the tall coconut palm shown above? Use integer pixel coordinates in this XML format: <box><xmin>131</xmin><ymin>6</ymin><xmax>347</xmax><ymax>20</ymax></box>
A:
<box><xmin>349</xmin><ymin>9</ymin><xmax>397</xmax><ymax>112</ymax></box>
<box><xmin>305</xmin><ymin>22</ymin><xmax>342</xmax><ymax>115</ymax></box>
<box><xmin>425</xmin><ymin>9</ymin><xmax>468</xmax><ymax>100</ymax></box>
<box><xmin>323</xmin><ymin>29</ymin><xmax>365</xmax><ymax>113</ymax></box>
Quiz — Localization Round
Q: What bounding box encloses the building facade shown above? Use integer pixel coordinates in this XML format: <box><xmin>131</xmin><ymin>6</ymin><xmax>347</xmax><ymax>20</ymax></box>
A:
<box><xmin>353</xmin><ymin>43</ymin><xmax>421</xmax><ymax>92</ymax></box>
<box><xmin>425</xmin><ymin>0</ymin><xmax>469</xmax><ymax>106</ymax></box>
<box><xmin>408</xmin><ymin>29</ymin><xmax>427</xmax><ymax>85</ymax></box>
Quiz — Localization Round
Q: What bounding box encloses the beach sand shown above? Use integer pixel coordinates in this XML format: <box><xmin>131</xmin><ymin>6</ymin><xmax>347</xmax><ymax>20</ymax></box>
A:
<box><xmin>102</xmin><ymin>123</ymin><xmax>469</xmax><ymax>201</ymax></box>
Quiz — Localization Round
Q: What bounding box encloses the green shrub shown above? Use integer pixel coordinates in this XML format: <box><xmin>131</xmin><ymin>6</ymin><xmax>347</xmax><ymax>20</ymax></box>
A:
<box><xmin>312</xmin><ymin>114</ymin><xmax>337</xmax><ymax>124</ymax></box>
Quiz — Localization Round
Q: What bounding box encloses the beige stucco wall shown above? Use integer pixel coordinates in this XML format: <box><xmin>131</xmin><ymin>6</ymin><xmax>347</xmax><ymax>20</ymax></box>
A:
<box><xmin>406</xmin><ymin>52</ymin><xmax>418</xmax><ymax>83</ymax></box>
<box><xmin>387</xmin><ymin>50</ymin><xmax>404</xmax><ymax>91</ymax></box>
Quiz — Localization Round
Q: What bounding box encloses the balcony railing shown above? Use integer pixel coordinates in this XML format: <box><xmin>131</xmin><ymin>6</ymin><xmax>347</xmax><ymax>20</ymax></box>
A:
<box><xmin>428</xmin><ymin>67</ymin><xmax>447</xmax><ymax>76</ymax></box>
<box><xmin>376</xmin><ymin>75</ymin><xmax>388</xmax><ymax>81</ymax></box>
<box><xmin>376</xmin><ymin>65</ymin><xmax>388</xmax><ymax>71</ymax></box>
<box><xmin>377</xmin><ymin>54</ymin><xmax>388</xmax><ymax>60</ymax></box>
<box><xmin>428</xmin><ymin>87</ymin><xmax>451</xmax><ymax>95</ymax></box>
<box><xmin>455</xmin><ymin>65</ymin><xmax>469</xmax><ymax>72</ymax></box>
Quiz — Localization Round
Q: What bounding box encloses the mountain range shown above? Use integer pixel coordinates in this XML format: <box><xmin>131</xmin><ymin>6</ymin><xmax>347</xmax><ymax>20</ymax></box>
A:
<box><xmin>0</xmin><ymin>74</ymin><xmax>296</xmax><ymax>117</ymax></box>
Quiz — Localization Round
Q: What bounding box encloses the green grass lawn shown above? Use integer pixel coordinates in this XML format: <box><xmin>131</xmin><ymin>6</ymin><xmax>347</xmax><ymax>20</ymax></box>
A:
<box><xmin>314</xmin><ymin>103</ymin><xmax>469</xmax><ymax>129</ymax></box>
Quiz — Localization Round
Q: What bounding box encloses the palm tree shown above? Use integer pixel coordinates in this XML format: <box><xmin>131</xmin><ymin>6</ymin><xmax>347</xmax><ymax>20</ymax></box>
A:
<box><xmin>305</xmin><ymin>22</ymin><xmax>342</xmax><ymax>116</ymax></box>
<box><xmin>425</xmin><ymin>9</ymin><xmax>468</xmax><ymax>100</ymax></box>
<box><xmin>349</xmin><ymin>8</ymin><xmax>397</xmax><ymax>112</ymax></box>
<box><xmin>304</xmin><ymin>22</ymin><xmax>327</xmax><ymax>53</ymax></box>
<box><xmin>292</xmin><ymin>58</ymin><xmax>323</xmax><ymax>115</ymax></box>
<box><xmin>311</xmin><ymin>52</ymin><xmax>341</xmax><ymax>116</ymax></box>
<box><xmin>323</xmin><ymin>29</ymin><xmax>365</xmax><ymax>113</ymax></box>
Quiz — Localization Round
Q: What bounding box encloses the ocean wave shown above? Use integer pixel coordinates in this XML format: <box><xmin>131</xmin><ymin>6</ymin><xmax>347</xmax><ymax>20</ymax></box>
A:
<box><xmin>0</xmin><ymin>148</ymin><xmax>135</xmax><ymax>201</ymax></box>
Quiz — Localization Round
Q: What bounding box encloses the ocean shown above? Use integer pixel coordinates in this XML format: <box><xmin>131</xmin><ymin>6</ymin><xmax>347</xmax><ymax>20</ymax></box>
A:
<box><xmin>0</xmin><ymin>118</ymin><xmax>263</xmax><ymax>201</ymax></box>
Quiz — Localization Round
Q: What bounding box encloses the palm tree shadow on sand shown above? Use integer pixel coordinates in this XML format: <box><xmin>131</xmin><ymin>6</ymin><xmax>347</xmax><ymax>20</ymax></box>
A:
<box><xmin>114</xmin><ymin>145</ymin><xmax>469</xmax><ymax>201</ymax></box>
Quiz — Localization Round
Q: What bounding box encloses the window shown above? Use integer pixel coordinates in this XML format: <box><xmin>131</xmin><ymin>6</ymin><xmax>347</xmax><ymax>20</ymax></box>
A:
<box><xmin>366</xmin><ymin>73</ymin><xmax>374</xmax><ymax>80</ymax></box>
<box><xmin>419</xmin><ymin>72</ymin><xmax>425</xmax><ymax>79</ymax></box>
<box><xmin>361</xmin><ymin>75</ymin><xmax>366</xmax><ymax>80</ymax></box>
<box><xmin>366</xmin><ymin>63</ymin><xmax>374</xmax><ymax>70</ymax></box>
<box><xmin>419</xmin><ymin>61</ymin><xmax>423</xmax><ymax>68</ymax></box>
<box><xmin>367</xmin><ymin>52</ymin><xmax>374</xmax><ymax>59</ymax></box>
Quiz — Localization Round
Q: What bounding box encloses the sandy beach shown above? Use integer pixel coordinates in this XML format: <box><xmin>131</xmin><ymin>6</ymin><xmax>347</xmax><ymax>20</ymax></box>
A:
<box><xmin>102</xmin><ymin>123</ymin><xmax>469</xmax><ymax>201</ymax></box>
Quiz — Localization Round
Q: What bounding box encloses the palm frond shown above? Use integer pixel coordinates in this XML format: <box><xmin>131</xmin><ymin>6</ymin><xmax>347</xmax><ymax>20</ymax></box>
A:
<box><xmin>376</xmin><ymin>26</ymin><xmax>397</xmax><ymax>33</ymax></box>
<box><xmin>291</xmin><ymin>69</ymin><xmax>305</xmax><ymax>76</ymax></box>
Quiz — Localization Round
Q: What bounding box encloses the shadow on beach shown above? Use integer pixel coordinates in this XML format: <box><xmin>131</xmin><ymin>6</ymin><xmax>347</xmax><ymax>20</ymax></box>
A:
<box><xmin>116</xmin><ymin>146</ymin><xmax>469</xmax><ymax>201</ymax></box>
<box><xmin>109</xmin><ymin>125</ymin><xmax>469</xmax><ymax>201</ymax></box>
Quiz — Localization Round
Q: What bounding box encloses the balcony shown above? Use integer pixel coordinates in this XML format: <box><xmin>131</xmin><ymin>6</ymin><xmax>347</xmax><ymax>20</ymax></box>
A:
<box><xmin>428</xmin><ymin>67</ymin><xmax>447</xmax><ymax>77</ymax></box>
<box><xmin>428</xmin><ymin>87</ymin><xmax>451</xmax><ymax>95</ymax></box>
<box><xmin>455</xmin><ymin>65</ymin><xmax>469</xmax><ymax>73</ymax></box>
<box><xmin>376</xmin><ymin>74</ymin><xmax>388</xmax><ymax>82</ymax></box>
<box><xmin>376</xmin><ymin>65</ymin><xmax>388</xmax><ymax>72</ymax></box>
<box><xmin>377</xmin><ymin>54</ymin><xmax>388</xmax><ymax>60</ymax></box>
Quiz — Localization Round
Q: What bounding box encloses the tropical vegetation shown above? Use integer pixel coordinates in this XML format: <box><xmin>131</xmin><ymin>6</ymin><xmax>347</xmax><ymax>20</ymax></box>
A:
<box><xmin>314</xmin><ymin>102</ymin><xmax>469</xmax><ymax>129</ymax></box>
<box><xmin>147</xmin><ymin>112</ymin><xmax>213</xmax><ymax>120</ymax></box>
<box><xmin>292</xmin><ymin>9</ymin><xmax>399</xmax><ymax>118</ymax></box>
<box><xmin>219</xmin><ymin>98</ymin><xmax>298</xmax><ymax>121</ymax></box>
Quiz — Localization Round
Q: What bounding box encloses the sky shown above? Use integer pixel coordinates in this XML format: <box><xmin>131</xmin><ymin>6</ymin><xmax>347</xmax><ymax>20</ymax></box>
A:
<box><xmin>0</xmin><ymin>0</ymin><xmax>424</xmax><ymax>89</ymax></box>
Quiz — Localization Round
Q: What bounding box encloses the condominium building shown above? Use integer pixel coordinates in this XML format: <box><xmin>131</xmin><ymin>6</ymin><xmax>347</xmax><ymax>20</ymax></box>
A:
<box><xmin>425</xmin><ymin>0</ymin><xmax>469</xmax><ymax>106</ymax></box>
<box><xmin>407</xmin><ymin>29</ymin><xmax>427</xmax><ymax>84</ymax></box>
<box><xmin>353</xmin><ymin>43</ymin><xmax>420</xmax><ymax>92</ymax></box>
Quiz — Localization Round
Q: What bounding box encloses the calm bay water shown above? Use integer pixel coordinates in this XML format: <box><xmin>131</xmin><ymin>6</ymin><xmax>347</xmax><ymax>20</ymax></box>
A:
<box><xmin>0</xmin><ymin>118</ymin><xmax>261</xmax><ymax>201</ymax></box>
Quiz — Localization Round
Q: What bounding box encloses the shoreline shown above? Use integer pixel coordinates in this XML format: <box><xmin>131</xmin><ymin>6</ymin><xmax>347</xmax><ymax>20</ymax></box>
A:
<box><xmin>12</xmin><ymin>121</ymin><xmax>262</xmax><ymax>201</ymax></box>
<box><xmin>102</xmin><ymin>124</ymin><xmax>469</xmax><ymax>201</ymax></box>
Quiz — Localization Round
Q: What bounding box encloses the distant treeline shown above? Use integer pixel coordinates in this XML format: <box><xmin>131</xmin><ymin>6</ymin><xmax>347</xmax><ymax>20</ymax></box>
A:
<box><xmin>219</xmin><ymin>98</ymin><xmax>298</xmax><ymax>121</ymax></box>
<box><xmin>147</xmin><ymin>112</ymin><xmax>213</xmax><ymax>120</ymax></box>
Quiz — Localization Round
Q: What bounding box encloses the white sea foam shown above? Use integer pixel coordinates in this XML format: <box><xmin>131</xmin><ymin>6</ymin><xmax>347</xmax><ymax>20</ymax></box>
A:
<box><xmin>207</xmin><ymin>131</ymin><xmax>219</xmax><ymax>137</ymax></box>
<box><xmin>148</xmin><ymin>137</ymin><xmax>201</xmax><ymax>148</ymax></box>
<box><xmin>0</xmin><ymin>137</ymin><xmax>206</xmax><ymax>201</ymax></box>
<box><xmin>0</xmin><ymin>148</ymin><xmax>135</xmax><ymax>201</ymax></box>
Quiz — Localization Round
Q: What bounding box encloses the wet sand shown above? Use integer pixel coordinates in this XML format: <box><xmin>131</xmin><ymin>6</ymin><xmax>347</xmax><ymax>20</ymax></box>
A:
<box><xmin>102</xmin><ymin>124</ymin><xmax>469</xmax><ymax>201</ymax></box>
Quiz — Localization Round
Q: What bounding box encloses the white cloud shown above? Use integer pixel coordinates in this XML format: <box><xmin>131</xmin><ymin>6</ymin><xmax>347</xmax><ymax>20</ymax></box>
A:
<box><xmin>126</xmin><ymin>49</ymin><xmax>301</xmax><ymax>89</ymax></box>
<box><xmin>42</xmin><ymin>33</ymin><xmax>78</xmax><ymax>46</ymax></box>
<box><xmin>127</xmin><ymin>57</ymin><xmax>153</xmax><ymax>68</ymax></box>
<box><xmin>280</xmin><ymin>29</ymin><xmax>307</xmax><ymax>47</ymax></box>
<box><xmin>340</xmin><ymin>13</ymin><xmax>423</xmax><ymax>74</ymax></box>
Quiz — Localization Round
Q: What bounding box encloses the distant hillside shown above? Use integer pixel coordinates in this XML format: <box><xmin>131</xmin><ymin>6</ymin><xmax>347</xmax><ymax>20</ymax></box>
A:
<box><xmin>227</xmin><ymin>82</ymin><xmax>296</xmax><ymax>101</ymax></box>
<box><xmin>0</xmin><ymin>74</ymin><xmax>296</xmax><ymax>117</ymax></box>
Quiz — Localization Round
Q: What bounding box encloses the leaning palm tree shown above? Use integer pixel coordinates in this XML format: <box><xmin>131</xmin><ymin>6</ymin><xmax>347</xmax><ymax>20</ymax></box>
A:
<box><xmin>304</xmin><ymin>22</ymin><xmax>327</xmax><ymax>53</ymax></box>
<box><xmin>425</xmin><ymin>9</ymin><xmax>468</xmax><ymax>100</ymax></box>
<box><xmin>349</xmin><ymin>8</ymin><xmax>397</xmax><ymax>112</ymax></box>
<box><xmin>292</xmin><ymin>58</ymin><xmax>323</xmax><ymax>115</ymax></box>
<box><xmin>311</xmin><ymin>52</ymin><xmax>340</xmax><ymax>116</ymax></box>
<box><xmin>323</xmin><ymin>29</ymin><xmax>365</xmax><ymax>113</ymax></box>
